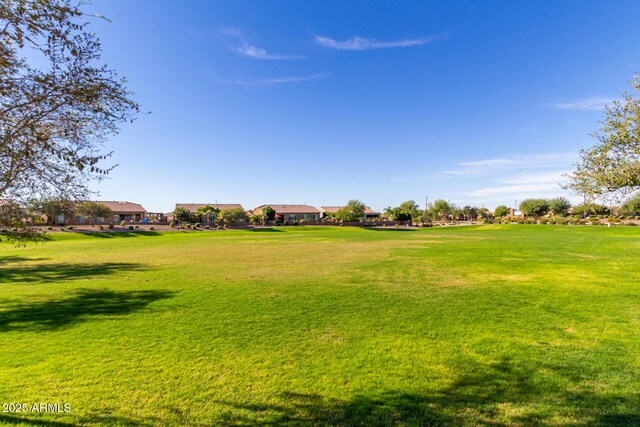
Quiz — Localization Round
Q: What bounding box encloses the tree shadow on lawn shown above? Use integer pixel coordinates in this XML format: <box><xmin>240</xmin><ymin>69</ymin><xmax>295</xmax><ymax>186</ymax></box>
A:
<box><xmin>0</xmin><ymin>413</ymin><xmax>162</xmax><ymax>427</ymax></box>
<box><xmin>0</xmin><ymin>260</ymin><xmax>145</xmax><ymax>284</ymax></box>
<box><xmin>216</xmin><ymin>357</ymin><xmax>640</xmax><ymax>426</ymax></box>
<box><xmin>364</xmin><ymin>228</ymin><xmax>418</xmax><ymax>232</ymax></box>
<box><xmin>246</xmin><ymin>228</ymin><xmax>284</xmax><ymax>232</ymax></box>
<box><xmin>81</xmin><ymin>231</ymin><xmax>162</xmax><ymax>238</ymax></box>
<box><xmin>0</xmin><ymin>288</ymin><xmax>175</xmax><ymax>332</ymax></box>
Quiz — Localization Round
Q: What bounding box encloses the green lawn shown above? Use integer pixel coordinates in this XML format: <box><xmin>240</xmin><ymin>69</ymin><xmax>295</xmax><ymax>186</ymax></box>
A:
<box><xmin>1</xmin><ymin>225</ymin><xmax>639</xmax><ymax>426</ymax></box>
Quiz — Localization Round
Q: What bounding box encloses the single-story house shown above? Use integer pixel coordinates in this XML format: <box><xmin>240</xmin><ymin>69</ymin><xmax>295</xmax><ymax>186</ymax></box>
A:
<box><xmin>319</xmin><ymin>206</ymin><xmax>380</xmax><ymax>220</ymax></box>
<box><xmin>174</xmin><ymin>203</ymin><xmax>244</xmax><ymax>223</ymax></box>
<box><xmin>253</xmin><ymin>204</ymin><xmax>320</xmax><ymax>223</ymax></box>
<box><xmin>92</xmin><ymin>201</ymin><xmax>147</xmax><ymax>223</ymax></box>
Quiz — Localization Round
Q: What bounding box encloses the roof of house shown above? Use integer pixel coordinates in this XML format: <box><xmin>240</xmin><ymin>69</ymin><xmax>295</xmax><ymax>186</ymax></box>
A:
<box><xmin>320</xmin><ymin>205</ymin><xmax>379</xmax><ymax>214</ymax></box>
<box><xmin>254</xmin><ymin>204</ymin><xmax>320</xmax><ymax>214</ymax></box>
<box><xmin>175</xmin><ymin>203</ymin><xmax>244</xmax><ymax>212</ymax></box>
<box><xmin>95</xmin><ymin>201</ymin><xmax>146</xmax><ymax>214</ymax></box>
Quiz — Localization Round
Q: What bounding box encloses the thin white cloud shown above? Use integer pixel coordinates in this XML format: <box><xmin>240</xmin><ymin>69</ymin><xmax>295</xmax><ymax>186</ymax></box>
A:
<box><xmin>217</xmin><ymin>73</ymin><xmax>325</xmax><ymax>86</ymax></box>
<box><xmin>550</xmin><ymin>97</ymin><xmax>613</xmax><ymax>111</ymax></box>
<box><xmin>314</xmin><ymin>35</ymin><xmax>436</xmax><ymax>51</ymax></box>
<box><xmin>219</xmin><ymin>27</ymin><xmax>302</xmax><ymax>60</ymax></box>
<box><xmin>232</xmin><ymin>43</ymin><xmax>302</xmax><ymax>60</ymax></box>
<box><xmin>444</xmin><ymin>153</ymin><xmax>577</xmax><ymax>176</ymax></box>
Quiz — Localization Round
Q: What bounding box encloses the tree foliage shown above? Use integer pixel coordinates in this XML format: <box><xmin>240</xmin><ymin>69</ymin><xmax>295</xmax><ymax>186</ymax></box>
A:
<box><xmin>217</xmin><ymin>207</ymin><xmax>247</xmax><ymax>225</ymax></box>
<box><xmin>195</xmin><ymin>205</ymin><xmax>220</xmax><ymax>223</ymax></box>
<box><xmin>76</xmin><ymin>201</ymin><xmax>112</xmax><ymax>225</ymax></box>
<box><xmin>547</xmin><ymin>197</ymin><xmax>571</xmax><ymax>216</ymax></box>
<box><xmin>261</xmin><ymin>206</ymin><xmax>276</xmax><ymax>223</ymax></box>
<box><xmin>519</xmin><ymin>199</ymin><xmax>549</xmax><ymax>217</ymax></box>
<box><xmin>0</xmin><ymin>0</ymin><xmax>139</xmax><ymax>239</ymax></box>
<box><xmin>173</xmin><ymin>207</ymin><xmax>191</xmax><ymax>223</ymax></box>
<box><xmin>429</xmin><ymin>199</ymin><xmax>451</xmax><ymax>221</ymax></box>
<box><xmin>336</xmin><ymin>199</ymin><xmax>365</xmax><ymax>222</ymax></box>
<box><xmin>621</xmin><ymin>193</ymin><xmax>640</xmax><ymax>216</ymax></box>
<box><xmin>493</xmin><ymin>205</ymin><xmax>509</xmax><ymax>218</ymax></box>
<box><xmin>566</xmin><ymin>74</ymin><xmax>640</xmax><ymax>201</ymax></box>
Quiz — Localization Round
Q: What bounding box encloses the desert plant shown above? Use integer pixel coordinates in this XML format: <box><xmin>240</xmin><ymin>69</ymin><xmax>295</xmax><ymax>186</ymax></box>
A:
<box><xmin>99</xmin><ymin>225</ymin><xmax>104</xmax><ymax>230</ymax></box>
<box><xmin>67</xmin><ymin>225</ymin><xmax>74</xmax><ymax>230</ymax></box>
<box><xmin>108</xmin><ymin>223</ymin><xmax>114</xmax><ymax>229</ymax></box>
<box><xmin>128</xmin><ymin>225</ymin><xmax>134</xmax><ymax>230</ymax></box>
<box><xmin>120</xmin><ymin>221</ymin><xmax>126</xmax><ymax>227</ymax></box>
<box><xmin>149</xmin><ymin>226</ymin><xmax>154</xmax><ymax>231</ymax></box>
<box><xmin>47</xmin><ymin>226</ymin><xmax>53</xmax><ymax>230</ymax></box>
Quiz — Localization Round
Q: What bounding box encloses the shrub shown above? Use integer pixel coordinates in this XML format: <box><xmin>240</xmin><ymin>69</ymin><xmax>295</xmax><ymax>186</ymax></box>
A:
<box><xmin>626</xmin><ymin>222</ymin><xmax>638</xmax><ymax>226</ymax></box>
<box><xmin>169</xmin><ymin>221</ymin><xmax>174</xmax><ymax>228</ymax></box>
<box><xmin>539</xmin><ymin>219</ymin><xmax>548</xmax><ymax>224</ymax></box>
<box><xmin>67</xmin><ymin>225</ymin><xmax>74</xmax><ymax>230</ymax></box>
<box><xmin>578</xmin><ymin>219</ymin><xmax>586</xmax><ymax>225</ymax></box>
<box><xmin>483</xmin><ymin>218</ymin><xmax>493</xmax><ymax>224</ymax></box>
<box><xmin>134</xmin><ymin>225</ymin><xmax>139</xmax><ymax>229</ymax></box>
<box><xmin>47</xmin><ymin>226</ymin><xmax>53</xmax><ymax>230</ymax></box>
<box><xmin>557</xmin><ymin>219</ymin><xmax>568</xmax><ymax>225</ymax></box>
<box><xmin>517</xmin><ymin>220</ymin><xmax>524</xmax><ymax>224</ymax></box>
<box><xmin>128</xmin><ymin>225</ymin><xmax>134</xmax><ymax>230</ymax></box>
<box><xmin>150</xmin><ymin>226</ymin><xmax>154</xmax><ymax>231</ymax></box>
<box><xmin>592</xmin><ymin>220</ymin><xmax>601</xmax><ymax>225</ymax></box>
<box><xmin>216</xmin><ymin>225</ymin><xmax>223</xmax><ymax>230</ymax></box>
<box><xmin>60</xmin><ymin>227</ymin><xmax>65</xmax><ymax>231</ymax></box>
<box><xmin>109</xmin><ymin>223</ymin><xmax>114</xmax><ymax>229</ymax></box>
<box><xmin>548</xmin><ymin>220</ymin><xmax>556</xmax><ymax>225</ymax></box>
<box><xmin>120</xmin><ymin>221</ymin><xmax>126</xmax><ymax>227</ymax></box>
<box><xmin>205</xmin><ymin>225</ymin><xmax>210</xmax><ymax>229</ymax></box>
<box><xmin>99</xmin><ymin>225</ymin><xmax>104</xmax><ymax>230</ymax></box>
<box><xmin>195</xmin><ymin>223</ymin><xmax>200</xmax><ymax>228</ymax></box>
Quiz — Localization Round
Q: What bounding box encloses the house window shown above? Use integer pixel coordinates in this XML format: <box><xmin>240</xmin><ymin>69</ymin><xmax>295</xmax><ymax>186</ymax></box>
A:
<box><xmin>312</xmin><ymin>214</ymin><xmax>318</xmax><ymax>220</ymax></box>
<box><xmin>302</xmin><ymin>214</ymin><xmax>308</xmax><ymax>219</ymax></box>
<box><xmin>289</xmin><ymin>214</ymin><xmax>296</xmax><ymax>220</ymax></box>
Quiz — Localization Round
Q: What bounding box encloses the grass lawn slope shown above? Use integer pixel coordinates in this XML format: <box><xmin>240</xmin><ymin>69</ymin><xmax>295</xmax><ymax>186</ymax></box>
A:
<box><xmin>1</xmin><ymin>226</ymin><xmax>639</xmax><ymax>425</ymax></box>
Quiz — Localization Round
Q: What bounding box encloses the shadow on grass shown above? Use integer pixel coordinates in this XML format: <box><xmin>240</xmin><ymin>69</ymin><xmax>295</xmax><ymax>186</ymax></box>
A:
<box><xmin>247</xmin><ymin>228</ymin><xmax>283</xmax><ymax>233</ymax></box>
<box><xmin>81</xmin><ymin>231</ymin><xmax>162</xmax><ymax>238</ymax></box>
<box><xmin>0</xmin><ymin>288</ymin><xmax>175</xmax><ymax>332</ymax></box>
<box><xmin>0</xmin><ymin>413</ymin><xmax>162</xmax><ymax>427</ymax></box>
<box><xmin>215</xmin><ymin>357</ymin><xmax>640</xmax><ymax>426</ymax></box>
<box><xmin>364</xmin><ymin>227</ymin><xmax>418</xmax><ymax>232</ymax></box>
<box><xmin>0</xmin><ymin>261</ymin><xmax>144</xmax><ymax>284</ymax></box>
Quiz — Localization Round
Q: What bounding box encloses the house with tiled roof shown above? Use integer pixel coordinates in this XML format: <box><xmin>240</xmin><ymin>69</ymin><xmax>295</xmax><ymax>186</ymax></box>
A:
<box><xmin>319</xmin><ymin>206</ymin><xmax>380</xmax><ymax>220</ymax></box>
<box><xmin>253</xmin><ymin>204</ymin><xmax>320</xmax><ymax>223</ymax></box>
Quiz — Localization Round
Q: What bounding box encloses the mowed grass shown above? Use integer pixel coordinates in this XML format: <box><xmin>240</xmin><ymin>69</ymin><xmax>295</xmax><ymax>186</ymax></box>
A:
<box><xmin>1</xmin><ymin>225</ymin><xmax>640</xmax><ymax>426</ymax></box>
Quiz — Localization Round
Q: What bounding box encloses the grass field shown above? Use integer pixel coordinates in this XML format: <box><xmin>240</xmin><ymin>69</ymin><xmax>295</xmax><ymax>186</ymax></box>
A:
<box><xmin>1</xmin><ymin>225</ymin><xmax>639</xmax><ymax>426</ymax></box>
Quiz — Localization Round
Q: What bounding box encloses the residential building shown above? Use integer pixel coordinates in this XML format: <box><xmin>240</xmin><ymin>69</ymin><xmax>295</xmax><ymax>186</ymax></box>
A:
<box><xmin>319</xmin><ymin>206</ymin><xmax>381</xmax><ymax>220</ymax></box>
<box><xmin>253</xmin><ymin>204</ymin><xmax>320</xmax><ymax>223</ymax></box>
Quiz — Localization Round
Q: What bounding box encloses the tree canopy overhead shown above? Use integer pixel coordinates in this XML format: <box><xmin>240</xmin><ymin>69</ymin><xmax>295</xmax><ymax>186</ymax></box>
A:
<box><xmin>1</xmin><ymin>0</ymin><xmax>139</xmax><ymax>202</ymax></box>
<box><xmin>566</xmin><ymin>74</ymin><xmax>640</xmax><ymax>202</ymax></box>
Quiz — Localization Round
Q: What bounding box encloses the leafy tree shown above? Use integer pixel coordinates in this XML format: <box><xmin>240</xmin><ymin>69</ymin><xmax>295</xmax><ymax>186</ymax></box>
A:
<box><xmin>195</xmin><ymin>205</ymin><xmax>220</xmax><ymax>223</ymax></box>
<box><xmin>32</xmin><ymin>198</ymin><xmax>76</xmax><ymax>225</ymax></box>
<box><xmin>0</xmin><ymin>0</ymin><xmax>139</xmax><ymax>240</ymax></box>
<box><xmin>493</xmin><ymin>205</ymin><xmax>509</xmax><ymax>218</ymax></box>
<box><xmin>76</xmin><ymin>201</ymin><xmax>112</xmax><ymax>226</ymax></box>
<box><xmin>0</xmin><ymin>200</ymin><xmax>41</xmax><ymax>244</ymax></box>
<box><xmin>519</xmin><ymin>199</ymin><xmax>549</xmax><ymax>217</ymax></box>
<box><xmin>566</xmin><ymin>74</ymin><xmax>640</xmax><ymax>202</ymax></box>
<box><xmin>621</xmin><ymin>193</ymin><xmax>640</xmax><ymax>216</ymax></box>
<box><xmin>218</xmin><ymin>207</ymin><xmax>247</xmax><ymax>225</ymax></box>
<box><xmin>572</xmin><ymin>203</ymin><xmax>610</xmax><ymax>217</ymax></box>
<box><xmin>429</xmin><ymin>199</ymin><xmax>451</xmax><ymax>221</ymax></box>
<box><xmin>548</xmin><ymin>197</ymin><xmax>571</xmax><ymax>216</ymax></box>
<box><xmin>261</xmin><ymin>206</ymin><xmax>276</xmax><ymax>223</ymax></box>
<box><xmin>336</xmin><ymin>199</ymin><xmax>366</xmax><ymax>222</ymax></box>
<box><xmin>462</xmin><ymin>205</ymin><xmax>478</xmax><ymax>221</ymax></box>
<box><xmin>477</xmin><ymin>207</ymin><xmax>490</xmax><ymax>219</ymax></box>
<box><xmin>173</xmin><ymin>207</ymin><xmax>191</xmax><ymax>223</ymax></box>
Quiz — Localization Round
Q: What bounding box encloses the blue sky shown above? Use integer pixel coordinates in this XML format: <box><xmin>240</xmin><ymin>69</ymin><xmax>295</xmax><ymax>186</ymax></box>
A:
<box><xmin>88</xmin><ymin>0</ymin><xmax>640</xmax><ymax>213</ymax></box>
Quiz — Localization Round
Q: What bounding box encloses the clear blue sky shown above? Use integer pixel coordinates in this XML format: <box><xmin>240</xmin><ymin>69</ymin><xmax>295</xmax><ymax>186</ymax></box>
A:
<box><xmin>88</xmin><ymin>0</ymin><xmax>640</xmax><ymax>213</ymax></box>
